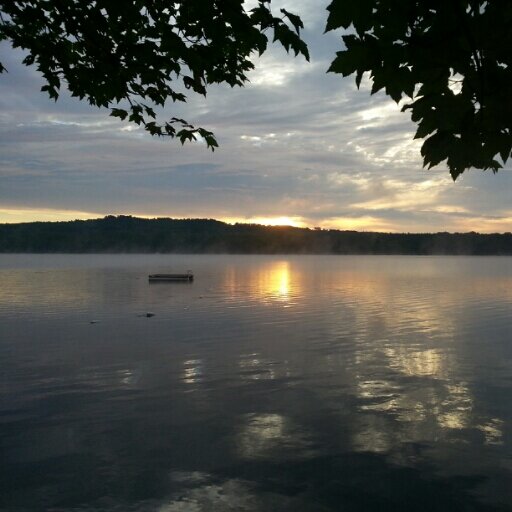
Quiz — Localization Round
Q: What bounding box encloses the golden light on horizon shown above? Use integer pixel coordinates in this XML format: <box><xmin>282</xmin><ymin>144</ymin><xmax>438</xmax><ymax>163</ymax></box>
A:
<box><xmin>221</xmin><ymin>216</ymin><xmax>306</xmax><ymax>228</ymax></box>
<box><xmin>317</xmin><ymin>215</ymin><xmax>397</xmax><ymax>232</ymax></box>
<box><xmin>0</xmin><ymin>207</ymin><xmax>173</xmax><ymax>224</ymax></box>
<box><xmin>0</xmin><ymin>207</ymin><xmax>102</xmax><ymax>224</ymax></box>
<box><xmin>1</xmin><ymin>207</ymin><xmax>510</xmax><ymax>234</ymax></box>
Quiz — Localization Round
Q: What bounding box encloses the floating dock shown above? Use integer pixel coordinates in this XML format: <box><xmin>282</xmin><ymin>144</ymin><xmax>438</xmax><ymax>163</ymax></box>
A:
<box><xmin>148</xmin><ymin>273</ymin><xmax>194</xmax><ymax>282</ymax></box>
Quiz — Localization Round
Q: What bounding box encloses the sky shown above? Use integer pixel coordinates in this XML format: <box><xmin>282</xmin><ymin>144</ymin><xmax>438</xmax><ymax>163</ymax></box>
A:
<box><xmin>0</xmin><ymin>0</ymin><xmax>511</xmax><ymax>233</ymax></box>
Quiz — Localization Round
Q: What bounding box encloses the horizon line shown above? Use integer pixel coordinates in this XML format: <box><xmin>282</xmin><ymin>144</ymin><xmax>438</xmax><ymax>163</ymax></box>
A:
<box><xmin>1</xmin><ymin>214</ymin><xmax>511</xmax><ymax>237</ymax></box>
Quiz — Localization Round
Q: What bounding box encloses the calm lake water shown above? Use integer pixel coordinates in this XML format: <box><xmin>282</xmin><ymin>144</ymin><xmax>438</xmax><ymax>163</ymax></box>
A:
<box><xmin>1</xmin><ymin>254</ymin><xmax>512</xmax><ymax>511</ymax></box>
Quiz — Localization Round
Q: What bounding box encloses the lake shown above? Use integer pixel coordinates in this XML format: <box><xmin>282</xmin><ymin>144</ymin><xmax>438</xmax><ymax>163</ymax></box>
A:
<box><xmin>1</xmin><ymin>254</ymin><xmax>511</xmax><ymax>511</ymax></box>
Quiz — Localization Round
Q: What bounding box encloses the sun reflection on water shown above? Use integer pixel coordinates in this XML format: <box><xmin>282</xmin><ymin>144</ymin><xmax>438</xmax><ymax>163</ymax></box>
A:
<box><xmin>477</xmin><ymin>418</ymin><xmax>504</xmax><ymax>445</ymax></box>
<box><xmin>259</xmin><ymin>260</ymin><xmax>291</xmax><ymax>301</ymax></box>
<box><xmin>383</xmin><ymin>347</ymin><xmax>448</xmax><ymax>378</ymax></box>
<box><xmin>236</xmin><ymin>413</ymin><xmax>286</xmax><ymax>459</ymax></box>
<box><xmin>223</xmin><ymin>260</ymin><xmax>296</xmax><ymax>304</ymax></box>
<box><xmin>235</xmin><ymin>413</ymin><xmax>315</xmax><ymax>460</ymax></box>
<box><xmin>182</xmin><ymin>359</ymin><xmax>203</xmax><ymax>384</ymax></box>
<box><xmin>2</xmin><ymin>255</ymin><xmax>512</xmax><ymax>510</ymax></box>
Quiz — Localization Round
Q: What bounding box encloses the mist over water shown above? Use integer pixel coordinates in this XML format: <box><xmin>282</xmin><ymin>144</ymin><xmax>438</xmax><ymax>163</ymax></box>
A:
<box><xmin>1</xmin><ymin>254</ymin><xmax>511</xmax><ymax>511</ymax></box>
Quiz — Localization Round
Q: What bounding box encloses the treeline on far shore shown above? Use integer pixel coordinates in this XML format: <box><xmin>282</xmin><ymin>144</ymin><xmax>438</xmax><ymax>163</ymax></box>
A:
<box><xmin>1</xmin><ymin>215</ymin><xmax>512</xmax><ymax>255</ymax></box>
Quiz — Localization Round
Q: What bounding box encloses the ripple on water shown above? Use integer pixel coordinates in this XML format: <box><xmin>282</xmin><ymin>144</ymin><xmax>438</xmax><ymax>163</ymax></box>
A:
<box><xmin>1</xmin><ymin>254</ymin><xmax>512</xmax><ymax>511</ymax></box>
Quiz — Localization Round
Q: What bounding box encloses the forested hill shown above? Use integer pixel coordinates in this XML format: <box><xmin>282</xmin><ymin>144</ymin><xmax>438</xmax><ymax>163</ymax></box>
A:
<box><xmin>1</xmin><ymin>215</ymin><xmax>512</xmax><ymax>255</ymax></box>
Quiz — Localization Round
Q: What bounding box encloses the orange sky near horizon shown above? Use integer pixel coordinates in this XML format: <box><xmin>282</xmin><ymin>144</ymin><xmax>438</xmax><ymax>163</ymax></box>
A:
<box><xmin>1</xmin><ymin>207</ymin><xmax>511</xmax><ymax>234</ymax></box>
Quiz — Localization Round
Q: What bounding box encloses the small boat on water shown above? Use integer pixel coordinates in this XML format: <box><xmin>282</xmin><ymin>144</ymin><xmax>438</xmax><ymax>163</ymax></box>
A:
<box><xmin>148</xmin><ymin>271</ymin><xmax>194</xmax><ymax>282</ymax></box>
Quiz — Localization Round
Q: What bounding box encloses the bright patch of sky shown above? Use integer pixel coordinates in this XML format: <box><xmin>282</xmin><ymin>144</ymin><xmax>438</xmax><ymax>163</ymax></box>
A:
<box><xmin>0</xmin><ymin>0</ymin><xmax>510</xmax><ymax>233</ymax></box>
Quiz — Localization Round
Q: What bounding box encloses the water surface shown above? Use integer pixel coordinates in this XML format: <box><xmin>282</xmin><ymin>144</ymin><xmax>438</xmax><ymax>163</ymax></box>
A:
<box><xmin>1</xmin><ymin>254</ymin><xmax>511</xmax><ymax>511</ymax></box>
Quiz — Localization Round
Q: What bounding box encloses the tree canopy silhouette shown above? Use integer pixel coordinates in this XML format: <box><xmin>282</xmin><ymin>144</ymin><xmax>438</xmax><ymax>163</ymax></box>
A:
<box><xmin>0</xmin><ymin>0</ymin><xmax>308</xmax><ymax>148</ymax></box>
<box><xmin>326</xmin><ymin>0</ymin><xmax>512</xmax><ymax>180</ymax></box>
<box><xmin>1</xmin><ymin>0</ymin><xmax>511</xmax><ymax>179</ymax></box>
<box><xmin>2</xmin><ymin>215</ymin><xmax>512</xmax><ymax>255</ymax></box>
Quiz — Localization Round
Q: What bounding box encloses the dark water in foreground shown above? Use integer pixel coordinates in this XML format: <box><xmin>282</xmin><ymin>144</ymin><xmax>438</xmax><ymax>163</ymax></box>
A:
<box><xmin>1</xmin><ymin>254</ymin><xmax>512</xmax><ymax>512</ymax></box>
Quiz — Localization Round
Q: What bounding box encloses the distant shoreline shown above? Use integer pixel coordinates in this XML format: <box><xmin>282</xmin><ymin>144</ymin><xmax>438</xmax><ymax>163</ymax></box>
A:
<box><xmin>1</xmin><ymin>215</ymin><xmax>511</xmax><ymax>255</ymax></box>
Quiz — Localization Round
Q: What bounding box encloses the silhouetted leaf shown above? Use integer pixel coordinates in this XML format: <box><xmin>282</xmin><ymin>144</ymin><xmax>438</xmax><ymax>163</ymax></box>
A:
<box><xmin>281</xmin><ymin>9</ymin><xmax>303</xmax><ymax>34</ymax></box>
<box><xmin>0</xmin><ymin>0</ymin><xmax>307</xmax><ymax>148</ymax></box>
<box><xmin>327</xmin><ymin>0</ymin><xmax>512</xmax><ymax>178</ymax></box>
<box><xmin>110</xmin><ymin>108</ymin><xmax>128</xmax><ymax>121</ymax></box>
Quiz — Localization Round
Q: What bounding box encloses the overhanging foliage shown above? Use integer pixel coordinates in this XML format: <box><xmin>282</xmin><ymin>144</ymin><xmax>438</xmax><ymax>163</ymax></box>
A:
<box><xmin>326</xmin><ymin>0</ymin><xmax>512</xmax><ymax>179</ymax></box>
<box><xmin>0</xmin><ymin>0</ymin><xmax>308</xmax><ymax>148</ymax></box>
<box><xmin>1</xmin><ymin>0</ymin><xmax>511</xmax><ymax>179</ymax></box>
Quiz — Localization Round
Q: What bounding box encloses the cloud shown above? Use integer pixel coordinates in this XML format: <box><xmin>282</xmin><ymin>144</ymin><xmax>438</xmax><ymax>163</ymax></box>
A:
<box><xmin>0</xmin><ymin>3</ymin><xmax>510</xmax><ymax>232</ymax></box>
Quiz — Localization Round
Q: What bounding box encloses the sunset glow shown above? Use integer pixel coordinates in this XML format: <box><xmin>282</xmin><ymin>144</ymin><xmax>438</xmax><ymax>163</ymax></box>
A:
<box><xmin>222</xmin><ymin>216</ymin><xmax>307</xmax><ymax>228</ymax></box>
<box><xmin>2</xmin><ymin>207</ymin><xmax>512</xmax><ymax>234</ymax></box>
<box><xmin>0</xmin><ymin>207</ymin><xmax>102</xmax><ymax>224</ymax></box>
<box><xmin>1</xmin><ymin>0</ymin><xmax>511</xmax><ymax>234</ymax></box>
